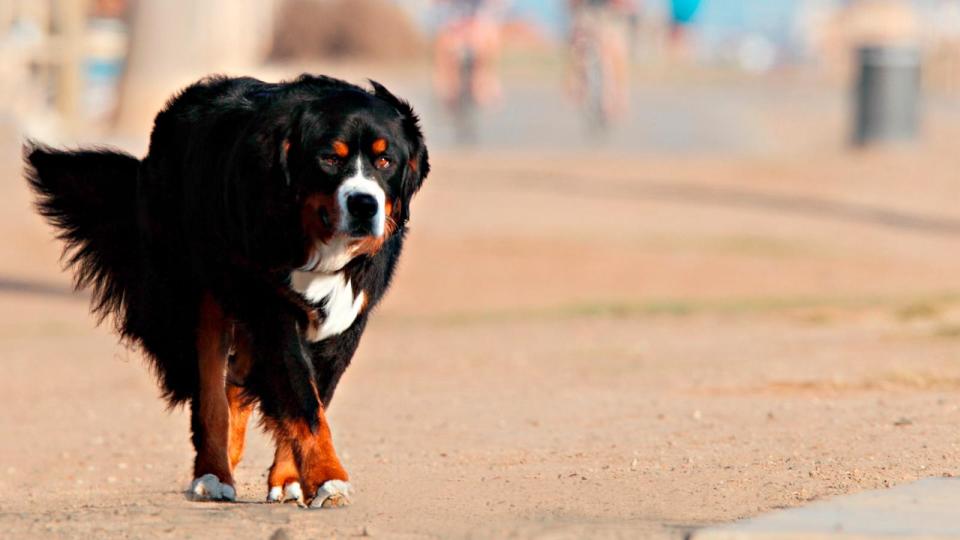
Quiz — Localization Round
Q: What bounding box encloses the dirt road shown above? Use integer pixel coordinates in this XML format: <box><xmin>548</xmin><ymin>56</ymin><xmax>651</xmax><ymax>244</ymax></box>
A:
<box><xmin>3</xmin><ymin>130</ymin><xmax>960</xmax><ymax>538</ymax></box>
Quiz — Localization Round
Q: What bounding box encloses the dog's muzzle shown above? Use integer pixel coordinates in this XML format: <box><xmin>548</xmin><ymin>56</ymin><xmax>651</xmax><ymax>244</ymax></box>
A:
<box><xmin>336</xmin><ymin>158</ymin><xmax>386</xmax><ymax>238</ymax></box>
<box><xmin>345</xmin><ymin>192</ymin><xmax>380</xmax><ymax>237</ymax></box>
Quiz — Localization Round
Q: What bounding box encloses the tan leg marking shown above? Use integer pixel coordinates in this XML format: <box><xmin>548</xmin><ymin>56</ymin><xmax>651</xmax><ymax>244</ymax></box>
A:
<box><xmin>226</xmin><ymin>332</ymin><xmax>254</xmax><ymax>472</ymax></box>
<box><xmin>226</xmin><ymin>385</ymin><xmax>253</xmax><ymax>472</ymax></box>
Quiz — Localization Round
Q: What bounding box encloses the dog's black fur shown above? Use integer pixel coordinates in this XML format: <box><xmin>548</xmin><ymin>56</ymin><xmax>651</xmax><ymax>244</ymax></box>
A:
<box><xmin>26</xmin><ymin>74</ymin><xmax>429</xmax><ymax>435</ymax></box>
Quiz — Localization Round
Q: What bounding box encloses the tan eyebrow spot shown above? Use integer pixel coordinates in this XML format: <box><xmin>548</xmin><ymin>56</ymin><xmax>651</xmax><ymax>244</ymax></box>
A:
<box><xmin>332</xmin><ymin>140</ymin><xmax>349</xmax><ymax>158</ymax></box>
<box><xmin>372</xmin><ymin>138</ymin><xmax>388</xmax><ymax>155</ymax></box>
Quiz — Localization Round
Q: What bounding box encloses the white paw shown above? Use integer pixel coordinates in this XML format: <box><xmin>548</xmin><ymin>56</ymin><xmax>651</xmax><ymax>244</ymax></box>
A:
<box><xmin>189</xmin><ymin>473</ymin><xmax>236</xmax><ymax>501</ymax></box>
<box><xmin>267</xmin><ymin>481</ymin><xmax>303</xmax><ymax>503</ymax></box>
<box><xmin>309</xmin><ymin>479</ymin><xmax>352</xmax><ymax>508</ymax></box>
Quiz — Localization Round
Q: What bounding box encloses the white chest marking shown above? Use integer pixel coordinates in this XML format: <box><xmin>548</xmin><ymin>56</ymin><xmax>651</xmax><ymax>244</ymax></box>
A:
<box><xmin>303</xmin><ymin>236</ymin><xmax>357</xmax><ymax>273</ymax></box>
<box><xmin>302</xmin><ymin>273</ymin><xmax>366</xmax><ymax>341</ymax></box>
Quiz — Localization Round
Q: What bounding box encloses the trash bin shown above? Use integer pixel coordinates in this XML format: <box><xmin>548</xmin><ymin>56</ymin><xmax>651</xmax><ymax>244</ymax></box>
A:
<box><xmin>853</xmin><ymin>45</ymin><xmax>921</xmax><ymax>146</ymax></box>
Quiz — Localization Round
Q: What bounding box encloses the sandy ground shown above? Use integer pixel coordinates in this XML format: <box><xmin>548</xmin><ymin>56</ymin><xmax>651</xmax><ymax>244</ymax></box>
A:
<box><xmin>3</xmin><ymin>85</ymin><xmax>960</xmax><ymax>539</ymax></box>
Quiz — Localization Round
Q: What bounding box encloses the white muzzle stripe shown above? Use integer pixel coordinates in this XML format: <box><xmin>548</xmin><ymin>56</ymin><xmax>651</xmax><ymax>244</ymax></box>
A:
<box><xmin>337</xmin><ymin>156</ymin><xmax>386</xmax><ymax>237</ymax></box>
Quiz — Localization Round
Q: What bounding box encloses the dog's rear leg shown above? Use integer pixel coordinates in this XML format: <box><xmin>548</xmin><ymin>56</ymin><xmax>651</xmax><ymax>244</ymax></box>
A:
<box><xmin>226</xmin><ymin>333</ymin><xmax>254</xmax><ymax>472</ymax></box>
<box><xmin>226</xmin><ymin>385</ymin><xmax>254</xmax><ymax>472</ymax></box>
<box><xmin>189</xmin><ymin>293</ymin><xmax>235</xmax><ymax>501</ymax></box>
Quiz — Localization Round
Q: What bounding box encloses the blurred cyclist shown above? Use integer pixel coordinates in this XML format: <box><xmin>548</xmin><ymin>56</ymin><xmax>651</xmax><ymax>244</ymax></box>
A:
<box><xmin>568</xmin><ymin>0</ymin><xmax>636</xmax><ymax>131</ymax></box>
<box><xmin>433</xmin><ymin>0</ymin><xmax>504</xmax><ymax>142</ymax></box>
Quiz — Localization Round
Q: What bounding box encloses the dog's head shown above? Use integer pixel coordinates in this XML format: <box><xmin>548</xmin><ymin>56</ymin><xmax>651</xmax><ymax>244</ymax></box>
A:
<box><xmin>276</xmin><ymin>80</ymin><xmax>429</xmax><ymax>273</ymax></box>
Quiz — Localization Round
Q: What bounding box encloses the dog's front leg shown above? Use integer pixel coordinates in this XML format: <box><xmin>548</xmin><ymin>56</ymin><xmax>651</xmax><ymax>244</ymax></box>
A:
<box><xmin>261</xmin><ymin>328</ymin><xmax>352</xmax><ymax>508</ymax></box>
<box><xmin>266</xmin><ymin>437</ymin><xmax>301</xmax><ymax>502</ymax></box>
<box><xmin>239</xmin><ymin>310</ymin><xmax>351</xmax><ymax>508</ymax></box>
<box><xmin>265</xmin><ymin>405</ymin><xmax>351</xmax><ymax>508</ymax></box>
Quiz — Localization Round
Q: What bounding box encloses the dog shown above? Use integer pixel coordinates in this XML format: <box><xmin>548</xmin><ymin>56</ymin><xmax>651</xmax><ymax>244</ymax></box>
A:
<box><xmin>25</xmin><ymin>74</ymin><xmax>429</xmax><ymax>507</ymax></box>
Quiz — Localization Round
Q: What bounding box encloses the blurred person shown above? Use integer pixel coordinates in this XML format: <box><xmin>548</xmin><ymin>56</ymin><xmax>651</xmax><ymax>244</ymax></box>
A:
<box><xmin>91</xmin><ymin>0</ymin><xmax>128</xmax><ymax>19</ymax></box>
<box><xmin>567</xmin><ymin>0</ymin><xmax>636</xmax><ymax>131</ymax></box>
<box><xmin>668</xmin><ymin>0</ymin><xmax>701</xmax><ymax>59</ymax></box>
<box><xmin>432</xmin><ymin>0</ymin><xmax>504</xmax><ymax>142</ymax></box>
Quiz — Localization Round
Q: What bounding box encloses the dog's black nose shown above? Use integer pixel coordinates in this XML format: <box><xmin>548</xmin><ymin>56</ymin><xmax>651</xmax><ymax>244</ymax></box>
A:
<box><xmin>346</xmin><ymin>193</ymin><xmax>378</xmax><ymax>220</ymax></box>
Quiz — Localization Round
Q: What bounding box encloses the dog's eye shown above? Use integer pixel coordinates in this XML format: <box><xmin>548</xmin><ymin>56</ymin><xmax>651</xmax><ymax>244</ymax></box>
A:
<box><xmin>374</xmin><ymin>157</ymin><xmax>392</xmax><ymax>170</ymax></box>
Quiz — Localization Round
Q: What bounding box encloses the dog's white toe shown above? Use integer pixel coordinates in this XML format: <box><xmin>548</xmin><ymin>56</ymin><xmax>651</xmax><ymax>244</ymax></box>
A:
<box><xmin>286</xmin><ymin>481</ymin><xmax>304</xmax><ymax>502</ymax></box>
<box><xmin>189</xmin><ymin>473</ymin><xmax>235</xmax><ymax>501</ymax></box>
<box><xmin>267</xmin><ymin>481</ymin><xmax>303</xmax><ymax>503</ymax></box>
<box><xmin>309</xmin><ymin>479</ymin><xmax>352</xmax><ymax>508</ymax></box>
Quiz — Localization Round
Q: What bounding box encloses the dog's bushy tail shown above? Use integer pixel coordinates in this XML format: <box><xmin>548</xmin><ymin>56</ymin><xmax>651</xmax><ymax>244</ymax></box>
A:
<box><xmin>25</xmin><ymin>144</ymin><xmax>141</xmax><ymax>327</ymax></box>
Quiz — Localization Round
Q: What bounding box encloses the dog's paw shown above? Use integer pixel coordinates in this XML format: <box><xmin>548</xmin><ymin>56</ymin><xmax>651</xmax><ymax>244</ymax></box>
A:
<box><xmin>267</xmin><ymin>481</ymin><xmax>303</xmax><ymax>503</ymax></box>
<box><xmin>308</xmin><ymin>480</ymin><xmax>352</xmax><ymax>509</ymax></box>
<box><xmin>189</xmin><ymin>473</ymin><xmax>236</xmax><ymax>501</ymax></box>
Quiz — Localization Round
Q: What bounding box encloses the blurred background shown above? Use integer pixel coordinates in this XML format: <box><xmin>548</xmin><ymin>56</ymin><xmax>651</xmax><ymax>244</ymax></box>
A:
<box><xmin>2</xmin><ymin>0</ymin><xmax>959</xmax><ymax>151</ymax></box>
<box><xmin>4</xmin><ymin>1</ymin><xmax>960</xmax><ymax>538</ymax></box>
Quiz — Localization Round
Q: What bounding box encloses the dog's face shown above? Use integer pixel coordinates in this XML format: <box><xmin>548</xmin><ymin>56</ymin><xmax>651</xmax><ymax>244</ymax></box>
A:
<box><xmin>283</xmin><ymin>82</ymin><xmax>429</xmax><ymax>273</ymax></box>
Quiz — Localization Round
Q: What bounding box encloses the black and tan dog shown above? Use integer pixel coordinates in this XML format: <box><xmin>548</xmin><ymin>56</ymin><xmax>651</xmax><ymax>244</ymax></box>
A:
<box><xmin>25</xmin><ymin>74</ymin><xmax>429</xmax><ymax>507</ymax></box>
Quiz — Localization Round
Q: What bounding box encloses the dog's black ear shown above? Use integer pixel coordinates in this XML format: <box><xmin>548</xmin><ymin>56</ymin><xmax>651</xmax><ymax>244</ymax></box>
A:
<box><xmin>247</xmin><ymin>112</ymin><xmax>297</xmax><ymax>189</ymax></box>
<box><xmin>369</xmin><ymin>80</ymin><xmax>430</xmax><ymax>200</ymax></box>
<box><xmin>268</xmin><ymin>103</ymin><xmax>316</xmax><ymax>192</ymax></box>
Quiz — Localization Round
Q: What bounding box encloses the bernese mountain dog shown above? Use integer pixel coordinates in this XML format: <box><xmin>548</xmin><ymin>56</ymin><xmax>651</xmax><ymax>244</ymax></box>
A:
<box><xmin>24</xmin><ymin>74</ymin><xmax>429</xmax><ymax>508</ymax></box>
